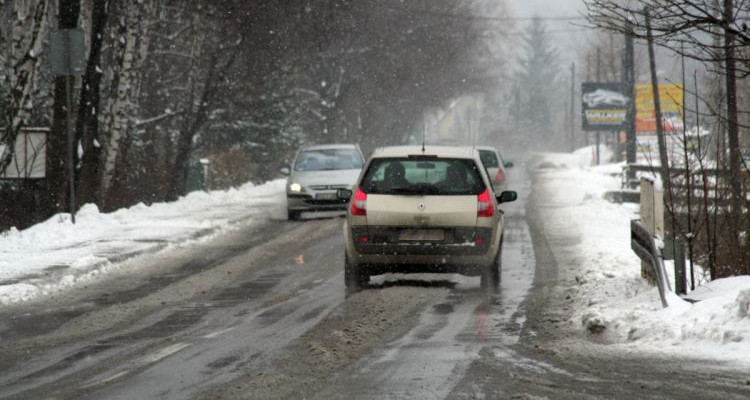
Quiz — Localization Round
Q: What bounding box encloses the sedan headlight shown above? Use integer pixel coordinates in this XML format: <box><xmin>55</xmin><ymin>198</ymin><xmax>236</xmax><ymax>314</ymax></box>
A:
<box><xmin>289</xmin><ymin>182</ymin><xmax>303</xmax><ymax>193</ymax></box>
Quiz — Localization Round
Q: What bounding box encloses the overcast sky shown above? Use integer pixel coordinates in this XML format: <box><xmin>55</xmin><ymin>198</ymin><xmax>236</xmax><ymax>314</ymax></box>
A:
<box><xmin>506</xmin><ymin>0</ymin><xmax>585</xmax><ymax>16</ymax></box>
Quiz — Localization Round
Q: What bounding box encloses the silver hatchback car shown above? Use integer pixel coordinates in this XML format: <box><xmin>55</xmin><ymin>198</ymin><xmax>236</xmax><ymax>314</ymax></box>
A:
<box><xmin>283</xmin><ymin>144</ymin><xmax>365</xmax><ymax>220</ymax></box>
<box><xmin>337</xmin><ymin>146</ymin><xmax>517</xmax><ymax>294</ymax></box>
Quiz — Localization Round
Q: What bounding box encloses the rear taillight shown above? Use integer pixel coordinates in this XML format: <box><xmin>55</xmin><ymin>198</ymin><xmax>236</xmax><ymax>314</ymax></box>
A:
<box><xmin>351</xmin><ymin>187</ymin><xmax>367</xmax><ymax>216</ymax></box>
<box><xmin>477</xmin><ymin>189</ymin><xmax>494</xmax><ymax>218</ymax></box>
<box><xmin>494</xmin><ymin>169</ymin><xmax>506</xmax><ymax>183</ymax></box>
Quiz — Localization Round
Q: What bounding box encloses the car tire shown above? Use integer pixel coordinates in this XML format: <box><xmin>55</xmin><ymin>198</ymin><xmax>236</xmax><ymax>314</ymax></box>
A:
<box><xmin>287</xmin><ymin>209</ymin><xmax>301</xmax><ymax>221</ymax></box>
<box><xmin>481</xmin><ymin>252</ymin><xmax>500</xmax><ymax>293</ymax></box>
<box><xmin>344</xmin><ymin>254</ymin><xmax>368</xmax><ymax>295</ymax></box>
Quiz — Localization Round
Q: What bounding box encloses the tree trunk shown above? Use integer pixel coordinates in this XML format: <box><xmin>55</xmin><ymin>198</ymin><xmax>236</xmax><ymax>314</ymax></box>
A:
<box><xmin>645</xmin><ymin>9</ymin><xmax>674</xmax><ymax>204</ymax></box>
<box><xmin>98</xmin><ymin>0</ymin><xmax>153</xmax><ymax>210</ymax></box>
<box><xmin>165</xmin><ymin>11</ymin><xmax>206</xmax><ymax>201</ymax></box>
<box><xmin>75</xmin><ymin>0</ymin><xmax>108</xmax><ymax>207</ymax></box>
<box><xmin>2</xmin><ymin>1</ymin><xmax>49</xmax><ymax>174</ymax></box>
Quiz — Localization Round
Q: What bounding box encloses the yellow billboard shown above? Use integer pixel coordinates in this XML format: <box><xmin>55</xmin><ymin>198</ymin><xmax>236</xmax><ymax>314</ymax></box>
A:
<box><xmin>635</xmin><ymin>83</ymin><xmax>683</xmax><ymax>133</ymax></box>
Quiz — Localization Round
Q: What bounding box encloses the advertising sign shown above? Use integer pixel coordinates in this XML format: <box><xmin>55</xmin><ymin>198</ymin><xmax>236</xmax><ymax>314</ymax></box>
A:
<box><xmin>581</xmin><ymin>82</ymin><xmax>629</xmax><ymax>131</ymax></box>
<box><xmin>635</xmin><ymin>83</ymin><xmax>683</xmax><ymax>133</ymax></box>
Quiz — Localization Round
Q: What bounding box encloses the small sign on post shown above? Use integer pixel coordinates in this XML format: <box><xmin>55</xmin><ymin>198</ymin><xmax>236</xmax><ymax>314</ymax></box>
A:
<box><xmin>640</xmin><ymin>177</ymin><xmax>664</xmax><ymax>284</ymax></box>
<box><xmin>50</xmin><ymin>28</ymin><xmax>85</xmax><ymax>224</ymax></box>
<box><xmin>49</xmin><ymin>29</ymin><xmax>86</xmax><ymax>76</ymax></box>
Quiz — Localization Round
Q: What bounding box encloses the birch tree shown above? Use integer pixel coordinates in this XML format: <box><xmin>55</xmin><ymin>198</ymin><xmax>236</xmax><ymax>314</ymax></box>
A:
<box><xmin>97</xmin><ymin>0</ymin><xmax>154</xmax><ymax>210</ymax></box>
<box><xmin>1</xmin><ymin>0</ymin><xmax>50</xmax><ymax>175</ymax></box>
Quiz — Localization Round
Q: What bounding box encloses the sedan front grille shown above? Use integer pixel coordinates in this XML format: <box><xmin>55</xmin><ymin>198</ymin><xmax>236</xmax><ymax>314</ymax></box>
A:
<box><xmin>309</xmin><ymin>184</ymin><xmax>350</xmax><ymax>190</ymax></box>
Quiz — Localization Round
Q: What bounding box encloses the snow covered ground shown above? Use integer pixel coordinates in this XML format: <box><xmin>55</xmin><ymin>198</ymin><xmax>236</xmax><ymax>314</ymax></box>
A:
<box><xmin>534</xmin><ymin>146</ymin><xmax>750</xmax><ymax>365</ymax></box>
<box><xmin>2</xmin><ymin>148</ymin><xmax>749</xmax><ymax>364</ymax></box>
<box><xmin>0</xmin><ymin>179</ymin><xmax>286</xmax><ymax>305</ymax></box>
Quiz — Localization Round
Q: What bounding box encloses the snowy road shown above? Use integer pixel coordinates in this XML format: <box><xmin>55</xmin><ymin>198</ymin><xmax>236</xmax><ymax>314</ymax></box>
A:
<box><xmin>1</xmin><ymin>161</ymin><xmax>749</xmax><ymax>399</ymax></box>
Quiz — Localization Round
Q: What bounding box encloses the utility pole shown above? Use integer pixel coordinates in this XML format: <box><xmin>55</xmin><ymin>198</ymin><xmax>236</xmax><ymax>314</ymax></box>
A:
<box><xmin>723</xmin><ymin>0</ymin><xmax>743</xmax><ymax>268</ymax></box>
<box><xmin>570</xmin><ymin>62</ymin><xmax>576</xmax><ymax>152</ymax></box>
<box><xmin>513</xmin><ymin>81</ymin><xmax>520</xmax><ymax>134</ymax></box>
<box><xmin>645</xmin><ymin>8</ymin><xmax>674</xmax><ymax>218</ymax></box>
<box><xmin>623</xmin><ymin>23</ymin><xmax>636</xmax><ymax>176</ymax></box>
<box><xmin>695</xmin><ymin>70</ymin><xmax>708</xmax><ymax>286</ymax></box>
<box><xmin>50</xmin><ymin>0</ymin><xmax>84</xmax><ymax>223</ymax></box>
<box><xmin>680</xmin><ymin>45</ymin><xmax>694</xmax><ymax>292</ymax></box>
<box><xmin>596</xmin><ymin>47</ymin><xmax>601</xmax><ymax>165</ymax></box>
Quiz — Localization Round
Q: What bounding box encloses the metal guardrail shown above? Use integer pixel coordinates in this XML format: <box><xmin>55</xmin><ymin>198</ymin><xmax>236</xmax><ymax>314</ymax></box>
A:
<box><xmin>631</xmin><ymin>219</ymin><xmax>671</xmax><ymax>308</ymax></box>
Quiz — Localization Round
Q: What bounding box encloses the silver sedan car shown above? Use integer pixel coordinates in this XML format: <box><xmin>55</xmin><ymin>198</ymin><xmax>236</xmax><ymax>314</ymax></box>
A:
<box><xmin>283</xmin><ymin>144</ymin><xmax>364</xmax><ymax>220</ymax></box>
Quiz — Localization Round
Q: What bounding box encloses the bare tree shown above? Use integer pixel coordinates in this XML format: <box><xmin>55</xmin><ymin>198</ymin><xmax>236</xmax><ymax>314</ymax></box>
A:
<box><xmin>97</xmin><ymin>0</ymin><xmax>155</xmax><ymax>209</ymax></box>
<box><xmin>585</xmin><ymin>0</ymin><xmax>750</xmax><ymax>276</ymax></box>
<box><xmin>2</xmin><ymin>0</ymin><xmax>50</xmax><ymax>175</ymax></box>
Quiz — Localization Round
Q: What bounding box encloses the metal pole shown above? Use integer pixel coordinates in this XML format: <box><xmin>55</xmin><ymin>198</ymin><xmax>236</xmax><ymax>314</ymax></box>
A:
<box><xmin>674</xmin><ymin>238</ymin><xmax>687</xmax><ymax>295</ymax></box>
<box><xmin>67</xmin><ymin>75</ymin><xmax>76</xmax><ymax>224</ymax></box>
<box><xmin>570</xmin><ymin>62</ymin><xmax>575</xmax><ymax>152</ymax></box>
<box><xmin>596</xmin><ymin>47</ymin><xmax>601</xmax><ymax>165</ymax></box>
<box><xmin>693</xmin><ymin>69</ymin><xmax>701</xmax><ymax>290</ymax></box>
<box><xmin>624</xmin><ymin>26</ymin><xmax>636</xmax><ymax>170</ymax></box>
<box><xmin>63</xmin><ymin>29</ymin><xmax>76</xmax><ymax>224</ymax></box>
<box><xmin>680</xmin><ymin>45</ymin><xmax>694</xmax><ymax>290</ymax></box>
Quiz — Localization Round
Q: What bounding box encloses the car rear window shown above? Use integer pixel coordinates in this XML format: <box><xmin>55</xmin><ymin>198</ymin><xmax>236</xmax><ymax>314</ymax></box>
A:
<box><xmin>478</xmin><ymin>150</ymin><xmax>499</xmax><ymax>168</ymax></box>
<box><xmin>294</xmin><ymin>148</ymin><xmax>363</xmax><ymax>171</ymax></box>
<box><xmin>360</xmin><ymin>158</ymin><xmax>485</xmax><ymax>195</ymax></box>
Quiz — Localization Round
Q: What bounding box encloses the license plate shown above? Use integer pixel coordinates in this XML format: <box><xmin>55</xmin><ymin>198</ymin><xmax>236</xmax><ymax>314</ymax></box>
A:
<box><xmin>316</xmin><ymin>192</ymin><xmax>337</xmax><ymax>200</ymax></box>
<box><xmin>398</xmin><ymin>229</ymin><xmax>444</xmax><ymax>241</ymax></box>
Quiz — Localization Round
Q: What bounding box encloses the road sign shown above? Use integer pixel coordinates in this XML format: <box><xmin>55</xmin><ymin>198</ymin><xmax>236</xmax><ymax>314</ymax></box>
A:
<box><xmin>49</xmin><ymin>29</ymin><xmax>86</xmax><ymax>76</ymax></box>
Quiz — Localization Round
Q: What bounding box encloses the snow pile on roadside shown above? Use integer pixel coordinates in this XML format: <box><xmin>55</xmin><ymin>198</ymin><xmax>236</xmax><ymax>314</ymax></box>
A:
<box><xmin>537</xmin><ymin>148</ymin><xmax>750</xmax><ymax>363</ymax></box>
<box><xmin>0</xmin><ymin>179</ymin><xmax>286</xmax><ymax>305</ymax></box>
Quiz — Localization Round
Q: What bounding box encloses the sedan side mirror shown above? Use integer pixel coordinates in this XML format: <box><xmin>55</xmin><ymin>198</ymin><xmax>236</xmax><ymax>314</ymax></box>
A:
<box><xmin>280</xmin><ymin>167</ymin><xmax>290</xmax><ymax>176</ymax></box>
<box><xmin>504</xmin><ymin>161</ymin><xmax>514</xmax><ymax>168</ymax></box>
<box><xmin>496</xmin><ymin>190</ymin><xmax>517</xmax><ymax>204</ymax></box>
<box><xmin>337</xmin><ymin>189</ymin><xmax>353</xmax><ymax>200</ymax></box>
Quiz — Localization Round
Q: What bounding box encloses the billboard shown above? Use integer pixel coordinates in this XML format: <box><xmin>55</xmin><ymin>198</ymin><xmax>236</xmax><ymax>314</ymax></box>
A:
<box><xmin>635</xmin><ymin>83</ymin><xmax>683</xmax><ymax>133</ymax></box>
<box><xmin>581</xmin><ymin>82</ymin><xmax>629</xmax><ymax>131</ymax></box>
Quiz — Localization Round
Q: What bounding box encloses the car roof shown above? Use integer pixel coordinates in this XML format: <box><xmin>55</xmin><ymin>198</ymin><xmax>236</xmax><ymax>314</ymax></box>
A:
<box><xmin>371</xmin><ymin>145</ymin><xmax>479</xmax><ymax>159</ymax></box>
<box><xmin>301</xmin><ymin>143</ymin><xmax>358</xmax><ymax>151</ymax></box>
<box><xmin>474</xmin><ymin>145</ymin><xmax>498</xmax><ymax>153</ymax></box>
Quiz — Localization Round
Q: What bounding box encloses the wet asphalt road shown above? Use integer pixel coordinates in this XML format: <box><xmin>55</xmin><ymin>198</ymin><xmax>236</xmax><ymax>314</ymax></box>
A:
<box><xmin>1</xmin><ymin>161</ymin><xmax>750</xmax><ymax>399</ymax></box>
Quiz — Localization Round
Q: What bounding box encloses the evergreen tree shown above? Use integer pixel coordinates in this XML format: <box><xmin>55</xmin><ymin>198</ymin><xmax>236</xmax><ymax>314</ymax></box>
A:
<box><xmin>515</xmin><ymin>17</ymin><xmax>559</xmax><ymax>143</ymax></box>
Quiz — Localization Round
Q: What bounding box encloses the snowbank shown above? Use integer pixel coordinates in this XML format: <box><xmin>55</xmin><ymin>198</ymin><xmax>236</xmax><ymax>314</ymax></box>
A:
<box><xmin>0</xmin><ymin>179</ymin><xmax>286</xmax><ymax>305</ymax></box>
<box><xmin>536</xmin><ymin>147</ymin><xmax>750</xmax><ymax>364</ymax></box>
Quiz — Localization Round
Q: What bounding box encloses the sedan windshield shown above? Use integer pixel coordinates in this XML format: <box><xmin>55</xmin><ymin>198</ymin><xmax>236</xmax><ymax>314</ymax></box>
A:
<box><xmin>360</xmin><ymin>158</ymin><xmax>485</xmax><ymax>195</ymax></box>
<box><xmin>294</xmin><ymin>148</ymin><xmax>363</xmax><ymax>171</ymax></box>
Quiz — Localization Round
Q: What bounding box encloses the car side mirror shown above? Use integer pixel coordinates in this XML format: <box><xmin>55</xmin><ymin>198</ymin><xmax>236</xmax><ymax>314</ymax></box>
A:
<box><xmin>504</xmin><ymin>161</ymin><xmax>514</xmax><ymax>168</ymax></box>
<box><xmin>337</xmin><ymin>189</ymin><xmax>353</xmax><ymax>200</ymax></box>
<box><xmin>496</xmin><ymin>190</ymin><xmax>517</xmax><ymax>204</ymax></box>
<box><xmin>280</xmin><ymin>167</ymin><xmax>290</xmax><ymax>176</ymax></box>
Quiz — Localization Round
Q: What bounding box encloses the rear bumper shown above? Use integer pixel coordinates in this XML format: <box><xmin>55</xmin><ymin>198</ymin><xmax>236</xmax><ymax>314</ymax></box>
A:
<box><xmin>344</xmin><ymin>225</ymin><xmax>497</xmax><ymax>270</ymax></box>
<box><xmin>353</xmin><ymin>240</ymin><xmax>489</xmax><ymax>256</ymax></box>
<box><xmin>361</xmin><ymin>262</ymin><xmax>484</xmax><ymax>276</ymax></box>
